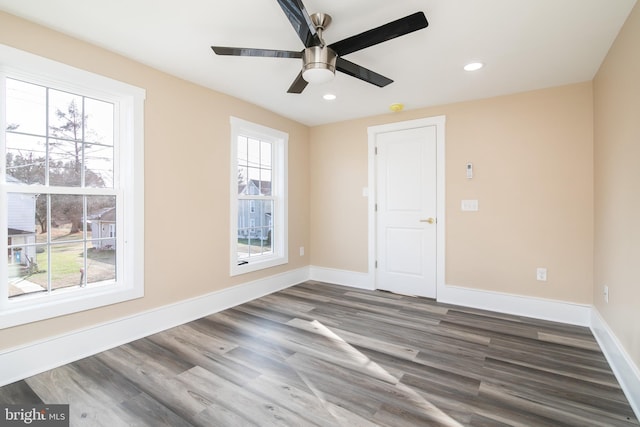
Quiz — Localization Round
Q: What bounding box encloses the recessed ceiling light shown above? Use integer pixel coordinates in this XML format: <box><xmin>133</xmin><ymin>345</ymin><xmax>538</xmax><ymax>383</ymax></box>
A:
<box><xmin>464</xmin><ymin>62</ymin><xmax>484</xmax><ymax>71</ymax></box>
<box><xmin>323</xmin><ymin>93</ymin><xmax>337</xmax><ymax>101</ymax></box>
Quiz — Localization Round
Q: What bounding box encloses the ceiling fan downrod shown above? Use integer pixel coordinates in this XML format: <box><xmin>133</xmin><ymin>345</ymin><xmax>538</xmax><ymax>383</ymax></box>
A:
<box><xmin>302</xmin><ymin>13</ymin><xmax>336</xmax><ymax>83</ymax></box>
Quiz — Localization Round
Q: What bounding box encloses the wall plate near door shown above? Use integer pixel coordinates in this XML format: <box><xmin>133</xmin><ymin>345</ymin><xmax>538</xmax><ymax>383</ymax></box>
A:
<box><xmin>536</xmin><ymin>267</ymin><xmax>547</xmax><ymax>282</ymax></box>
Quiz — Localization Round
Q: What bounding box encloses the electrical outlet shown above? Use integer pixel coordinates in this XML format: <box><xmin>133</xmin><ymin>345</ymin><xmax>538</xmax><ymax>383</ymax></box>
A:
<box><xmin>536</xmin><ymin>267</ymin><xmax>547</xmax><ymax>282</ymax></box>
<box><xmin>299</xmin><ymin>246</ymin><xmax>305</xmax><ymax>257</ymax></box>
<box><xmin>604</xmin><ymin>285</ymin><xmax>609</xmax><ymax>303</ymax></box>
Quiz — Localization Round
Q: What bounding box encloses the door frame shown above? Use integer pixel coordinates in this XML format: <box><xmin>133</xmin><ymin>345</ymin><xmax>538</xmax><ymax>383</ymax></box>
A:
<box><xmin>367</xmin><ymin>116</ymin><xmax>446</xmax><ymax>297</ymax></box>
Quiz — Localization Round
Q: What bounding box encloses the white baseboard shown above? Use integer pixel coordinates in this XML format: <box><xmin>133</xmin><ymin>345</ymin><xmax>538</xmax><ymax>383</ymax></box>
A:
<box><xmin>437</xmin><ymin>283</ymin><xmax>592</xmax><ymax>326</ymax></box>
<box><xmin>309</xmin><ymin>266</ymin><xmax>374</xmax><ymax>290</ymax></box>
<box><xmin>0</xmin><ymin>267</ymin><xmax>309</xmax><ymax>387</ymax></box>
<box><xmin>591</xmin><ymin>308</ymin><xmax>640</xmax><ymax>420</ymax></box>
<box><xmin>307</xmin><ymin>269</ymin><xmax>591</xmax><ymax>326</ymax></box>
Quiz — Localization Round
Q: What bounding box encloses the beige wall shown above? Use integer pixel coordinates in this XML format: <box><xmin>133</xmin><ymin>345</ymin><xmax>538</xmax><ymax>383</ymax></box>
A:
<box><xmin>0</xmin><ymin>11</ymin><xmax>310</xmax><ymax>349</ymax></box>
<box><xmin>311</xmin><ymin>82</ymin><xmax>594</xmax><ymax>304</ymax></box>
<box><xmin>594</xmin><ymin>2</ymin><xmax>640</xmax><ymax>368</ymax></box>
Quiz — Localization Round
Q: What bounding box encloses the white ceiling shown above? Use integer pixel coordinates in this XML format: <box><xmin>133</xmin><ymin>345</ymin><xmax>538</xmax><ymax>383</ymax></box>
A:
<box><xmin>0</xmin><ymin>0</ymin><xmax>636</xmax><ymax>126</ymax></box>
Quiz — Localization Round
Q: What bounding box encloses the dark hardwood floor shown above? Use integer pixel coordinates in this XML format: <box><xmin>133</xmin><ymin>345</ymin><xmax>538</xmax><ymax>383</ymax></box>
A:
<box><xmin>1</xmin><ymin>281</ymin><xmax>638</xmax><ymax>426</ymax></box>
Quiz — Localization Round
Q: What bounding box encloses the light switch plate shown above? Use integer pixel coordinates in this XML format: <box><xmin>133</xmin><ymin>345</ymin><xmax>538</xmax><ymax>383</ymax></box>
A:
<box><xmin>461</xmin><ymin>200</ymin><xmax>479</xmax><ymax>211</ymax></box>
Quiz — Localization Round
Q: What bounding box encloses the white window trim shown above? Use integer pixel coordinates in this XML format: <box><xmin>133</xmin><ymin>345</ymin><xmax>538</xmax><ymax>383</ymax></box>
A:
<box><xmin>0</xmin><ymin>44</ymin><xmax>145</xmax><ymax>328</ymax></box>
<box><xmin>230</xmin><ymin>117</ymin><xmax>288</xmax><ymax>276</ymax></box>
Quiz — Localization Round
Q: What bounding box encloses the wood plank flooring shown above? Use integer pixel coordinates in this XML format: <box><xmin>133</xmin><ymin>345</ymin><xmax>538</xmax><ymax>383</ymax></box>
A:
<box><xmin>1</xmin><ymin>281</ymin><xmax>638</xmax><ymax>426</ymax></box>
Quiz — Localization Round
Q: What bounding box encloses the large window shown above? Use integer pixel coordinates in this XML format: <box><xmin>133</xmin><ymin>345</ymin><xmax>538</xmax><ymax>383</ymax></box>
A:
<box><xmin>0</xmin><ymin>44</ymin><xmax>145</xmax><ymax>328</ymax></box>
<box><xmin>230</xmin><ymin>117</ymin><xmax>287</xmax><ymax>276</ymax></box>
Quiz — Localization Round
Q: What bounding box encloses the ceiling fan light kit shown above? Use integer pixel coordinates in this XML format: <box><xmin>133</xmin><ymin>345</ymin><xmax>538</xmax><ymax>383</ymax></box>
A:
<box><xmin>211</xmin><ymin>0</ymin><xmax>428</xmax><ymax>94</ymax></box>
<box><xmin>302</xmin><ymin>46</ymin><xmax>337</xmax><ymax>84</ymax></box>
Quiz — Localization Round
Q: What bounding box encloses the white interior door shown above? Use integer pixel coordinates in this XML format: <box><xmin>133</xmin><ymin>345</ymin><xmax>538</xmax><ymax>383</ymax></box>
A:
<box><xmin>375</xmin><ymin>125</ymin><xmax>437</xmax><ymax>298</ymax></box>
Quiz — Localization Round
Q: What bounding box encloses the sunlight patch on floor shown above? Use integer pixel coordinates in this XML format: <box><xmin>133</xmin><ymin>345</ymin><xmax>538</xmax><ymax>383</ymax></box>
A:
<box><xmin>286</xmin><ymin>318</ymin><xmax>464</xmax><ymax>427</ymax></box>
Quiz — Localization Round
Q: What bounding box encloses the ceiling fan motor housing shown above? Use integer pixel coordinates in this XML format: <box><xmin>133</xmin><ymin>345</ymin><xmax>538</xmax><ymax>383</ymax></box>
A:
<box><xmin>302</xmin><ymin>46</ymin><xmax>337</xmax><ymax>83</ymax></box>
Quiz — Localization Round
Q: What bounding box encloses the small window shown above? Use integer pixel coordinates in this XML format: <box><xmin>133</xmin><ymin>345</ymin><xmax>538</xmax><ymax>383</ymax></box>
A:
<box><xmin>0</xmin><ymin>44</ymin><xmax>145</xmax><ymax>328</ymax></box>
<box><xmin>230</xmin><ymin>117</ymin><xmax>287</xmax><ymax>275</ymax></box>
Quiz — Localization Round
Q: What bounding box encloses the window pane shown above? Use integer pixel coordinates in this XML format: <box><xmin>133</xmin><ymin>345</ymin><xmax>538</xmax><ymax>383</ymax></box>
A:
<box><xmin>260</xmin><ymin>141</ymin><xmax>272</xmax><ymax>168</ymax></box>
<box><xmin>35</xmin><ymin>195</ymin><xmax>48</xmax><ymax>242</ymax></box>
<box><xmin>7</xmin><ymin>192</ymin><xmax>37</xmax><ymax>237</ymax></box>
<box><xmin>49</xmin><ymin>139</ymin><xmax>82</xmax><ymax>187</ymax></box>
<box><xmin>8</xmin><ymin>245</ymin><xmax>47</xmax><ymax>298</ymax></box>
<box><xmin>85</xmin><ymin>143</ymin><xmax>114</xmax><ymax>188</ymax></box>
<box><xmin>48</xmin><ymin>90</ymin><xmax>83</xmax><ymax>141</ymax></box>
<box><xmin>245</xmin><ymin>168</ymin><xmax>259</xmax><ymax>194</ymax></box>
<box><xmin>84</xmin><ymin>98</ymin><xmax>114</xmax><ymax>145</ymax></box>
<box><xmin>237</xmin><ymin>136</ymin><xmax>249</xmax><ymax>195</ymax></box>
<box><xmin>238</xmin><ymin>199</ymin><xmax>250</xmax><ymax>239</ymax></box>
<box><xmin>6</xmin><ymin>78</ymin><xmax>46</xmax><ymax>136</ymax></box>
<box><xmin>87</xmin><ymin>196</ymin><xmax>116</xmax><ymax>217</ymax></box>
<box><xmin>247</xmin><ymin>138</ymin><xmax>260</xmax><ymax>168</ymax></box>
<box><xmin>87</xmin><ymin>196</ymin><xmax>116</xmax><ymax>251</ymax></box>
<box><xmin>50</xmin><ymin>194</ymin><xmax>83</xmax><ymax>238</ymax></box>
<box><xmin>237</xmin><ymin>166</ymin><xmax>247</xmax><ymax>194</ymax></box>
<box><xmin>237</xmin><ymin>136</ymin><xmax>248</xmax><ymax>166</ymax></box>
<box><xmin>236</xmin><ymin>199</ymin><xmax>273</xmax><ymax>261</ymax></box>
<box><xmin>50</xmin><ymin>242</ymin><xmax>84</xmax><ymax>291</ymax></box>
<box><xmin>6</xmin><ymin>191</ymin><xmax>42</xmax><ymax>295</ymax></box>
<box><xmin>5</xmin><ymin>133</ymin><xmax>46</xmax><ymax>185</ymax></box>
<box><xmin>260</xmin><ymin>170</ymin><xmax>272</xmax><ymax>196</ymax></box>
<box><xmin>87</xmin><ymin>245</ymin><xmax>116</xmax><ymax>285</ymax></box>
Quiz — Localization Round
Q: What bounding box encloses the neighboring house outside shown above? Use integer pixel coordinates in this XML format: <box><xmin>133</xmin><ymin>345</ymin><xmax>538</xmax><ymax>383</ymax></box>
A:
<box><xmin>238</xmin><ymin>179</ymin><xmax>272</xmax><ymax>241</ymax></box>
<box><xmin>87</xmin><ymin>207</ymin><xmax>116</xmax><ymax>249</ymax></box>
<box><xmin>6</xmin><ymin>176</ymin><xmax>37</xmax><ymax>269</ymax></box>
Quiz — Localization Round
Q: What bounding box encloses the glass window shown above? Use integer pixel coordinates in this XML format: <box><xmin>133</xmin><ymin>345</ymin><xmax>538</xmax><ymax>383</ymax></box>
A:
<box><xmin>1</xmin><ymin>44</ymin><xmax>145</xmax><ymax>328</ymax></box>
<box><xmin>230</xmin><ymin>117</ymin><xmax>287</xmax><ymax>275</ymax></box>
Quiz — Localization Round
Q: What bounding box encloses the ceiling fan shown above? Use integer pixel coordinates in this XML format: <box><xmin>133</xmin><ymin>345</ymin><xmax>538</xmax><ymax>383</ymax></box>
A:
<box><xmin>211</xmin><ymin>0</ymin><xmax>428</xmax><ymax>94</ymax></box>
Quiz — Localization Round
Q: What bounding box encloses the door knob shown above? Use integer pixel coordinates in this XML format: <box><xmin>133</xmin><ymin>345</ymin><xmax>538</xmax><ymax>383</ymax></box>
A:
<box><xmin>420</xmin><ymin>218</ymin><xmax>436</xmax><ymax>224</ymax></box>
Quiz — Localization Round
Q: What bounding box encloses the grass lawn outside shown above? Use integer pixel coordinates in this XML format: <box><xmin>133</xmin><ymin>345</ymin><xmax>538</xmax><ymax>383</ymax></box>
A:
<box><xmin>8</xmin><ymin>224</ymin><xmax>116</xmax><ymax>298</ymax></box>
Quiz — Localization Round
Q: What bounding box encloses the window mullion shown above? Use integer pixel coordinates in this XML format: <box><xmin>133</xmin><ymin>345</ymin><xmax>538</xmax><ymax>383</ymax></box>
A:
<box><xmin>81</xmin><ymin>196</ymin><xmax>87</xmax><ymax>288</ymax></box>
<box><xmin>81</xmin><ymin>96</ymin><xmax>85</xmax><ymax>188</ymax></box>
<box><xmin>46</xmin><ymin>193</ymin><xmax>52</xmax><ymax>294</ymax></box>
<box><xmin>45</xmin><ymin>87</ymin><xmax>50</xmax><ymax>187</ymax></box>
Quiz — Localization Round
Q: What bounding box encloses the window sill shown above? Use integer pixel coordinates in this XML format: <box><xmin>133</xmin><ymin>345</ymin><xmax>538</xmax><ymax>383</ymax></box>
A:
<box><xmin>0</xmin><ymin>282</ymin><xmax>144</xmax><ymax>329</ymax></box>
<box><xmin>230</xmin><ymin>255</ymin><xmax>288</xmax><ymax>276</ymax></box>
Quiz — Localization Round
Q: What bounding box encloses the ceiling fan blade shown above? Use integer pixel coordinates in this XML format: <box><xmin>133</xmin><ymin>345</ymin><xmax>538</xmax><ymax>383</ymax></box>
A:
<box><xmin>329</xmin><ymin>12</ymin><xmax>428</xmax><ymax>57</ymax></box>
<box><xmin>276</xmin><ymin>0</ymin><xmax>320</xmax><ymax>47</ymax></box>
<box><xmin>211</xmin><ymin>46</ymin><xmax>302</xmax><ymax>58</ymax></box>
<box><xmin>336</xmin><ymin>57</ymin><xmax>393</xmax><ymax>88</ymax></box>
<box><xmin>287</xmin><ymin>71</ymin><xmax>308</xmax><ymax>93</ymax></box>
